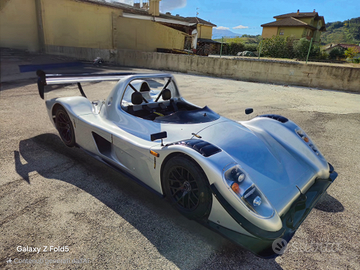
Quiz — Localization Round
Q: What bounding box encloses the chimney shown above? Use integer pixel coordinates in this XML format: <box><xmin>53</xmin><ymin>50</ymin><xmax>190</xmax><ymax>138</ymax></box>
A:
<box><xmin>297</xmin><ymin>9</ymin><xmax>300</xmax><ymax>15</ymax></box>
<box><xmin>313</xmin><ymin>9</ymin><xmax>316</xmax><ymax>13</ymax></box>
<box><xmin>149</xmin><ymin>0</ymin><xmax>161</xmax><ymax>16</ymax></box>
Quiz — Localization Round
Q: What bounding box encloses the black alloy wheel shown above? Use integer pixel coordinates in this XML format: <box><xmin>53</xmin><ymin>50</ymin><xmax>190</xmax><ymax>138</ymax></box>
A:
<box><xmin>55</xmin><ymin>107</ymin><xmax>76</xmax><ymax>147</ymax></box>
<box><xmin>163</xmin><ymin>155</ymin><xmax>212</xmax><ymax>220</ymax></box>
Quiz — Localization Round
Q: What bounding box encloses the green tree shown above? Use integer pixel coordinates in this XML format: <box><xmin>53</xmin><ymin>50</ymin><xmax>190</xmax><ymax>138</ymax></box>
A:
<box><xmin>293</xmin><ymin>38</ymin><xmax>310</xmax><ymax>59</ymax></box>
<box><xmin>228</xmin><ymin>42</ymin><xmax>246</xmax><ymax>55</ymax></box>
<box><xmin>321</xmin><ymin>17</ymin><xmax>360</xmax><ymax>45</ymax></box>
<box><xmin>344</xmin><ymin>47</ymin><xmax>360</xmax><ymax>59</ymax></box>
<box><xmin>329</xmin><ymin>47</ymin><xmax>345</xmax><ymax>59</ymax></box>
<box><xmin>293</xmin><ymin>38</ymin><xmax>321</xmax><ymax>60</ymax></box>
<box><xmin>244</xmin><ymin>44</ymin><xmax>258</xmax><ymax>52</ymax></box>
<box><xmin>259</xmin><ymin>35</ymin><xmax>294</xmax><ymax>58</ymax></box>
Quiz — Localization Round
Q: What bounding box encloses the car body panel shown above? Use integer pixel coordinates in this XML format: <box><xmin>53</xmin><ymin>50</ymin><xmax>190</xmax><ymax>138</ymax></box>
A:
<box><xmin>196</xmin><ymin>119</ymin><xmax>329</xmax><ymax>216</ymax></box>
<box><xmin>38</xmin><ymin>71</ymin><xmax>337</xmax><ymax>258</ymax></box>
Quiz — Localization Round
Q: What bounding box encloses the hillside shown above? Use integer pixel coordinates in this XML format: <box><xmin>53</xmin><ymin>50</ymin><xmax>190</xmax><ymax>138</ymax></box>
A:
<box><xmin>213</xmin><ymin>35</ymin><xmax>261</xmax><ymax>44</ymax></box>
<box><xmin>321</xmin><ymin>17</ymin><xmax>360</xmax><ymax>45</ymax></box>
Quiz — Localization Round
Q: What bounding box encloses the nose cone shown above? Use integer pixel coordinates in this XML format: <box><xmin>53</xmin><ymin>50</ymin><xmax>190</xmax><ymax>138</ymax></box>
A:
<box><xmin>198</xmin><ymin>120</ymin><xmax>316</xmax><ymax>214</ymax></box>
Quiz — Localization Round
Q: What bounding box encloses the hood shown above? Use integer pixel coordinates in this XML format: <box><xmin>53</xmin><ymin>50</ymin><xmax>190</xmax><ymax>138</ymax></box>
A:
<box><xmin>197</xmin><ymin>120</ymin><xmax>317</xmax><ymax>215</ymax></box>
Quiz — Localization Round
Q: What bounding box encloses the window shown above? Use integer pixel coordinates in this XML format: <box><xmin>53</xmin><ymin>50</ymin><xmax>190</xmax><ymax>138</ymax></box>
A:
<box><xmin>279</xmin><ymin>29</ymin><xmax>284</xmax><ymax>35</ymax></box>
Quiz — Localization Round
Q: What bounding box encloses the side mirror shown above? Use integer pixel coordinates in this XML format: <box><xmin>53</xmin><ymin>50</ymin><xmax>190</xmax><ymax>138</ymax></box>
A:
<box><xmin>151</xmin><ymin>131</ymin><xmax>167</xmax><ymax>146</ymax></box>
<box><xmin>245</xmin><ymin>108</ymin><xmax>253</xmax><ymax>115</ymax></box>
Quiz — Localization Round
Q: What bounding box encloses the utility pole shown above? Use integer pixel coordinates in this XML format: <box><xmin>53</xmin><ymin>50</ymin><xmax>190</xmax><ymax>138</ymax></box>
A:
<box><xmin>258</xmin><ymin>39</ymin><xmax>263</xmax><ymax>59</ymax></box>
<box><xmin>306</xmin><ymin>38</ymin><xmax>313</xmax><ymax>64</ymax></box>
<box><xmin>220</xmin><ymin>37</ymin><xmax>223</xmax><ymax>57</ymax></box>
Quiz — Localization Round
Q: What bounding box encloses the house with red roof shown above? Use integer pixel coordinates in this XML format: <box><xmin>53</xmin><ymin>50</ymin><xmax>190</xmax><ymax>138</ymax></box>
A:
<box><xmin>323</xmin><ymin>43</ymin><xmax>360</xmax><ymax>54</ymax></box>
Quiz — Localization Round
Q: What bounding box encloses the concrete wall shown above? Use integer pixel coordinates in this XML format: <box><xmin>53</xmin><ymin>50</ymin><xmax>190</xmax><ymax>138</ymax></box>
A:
<box><xmin>45</xmin><ymin>46</ymin><xmax>360</xmax><ymax>92</ymax></box>
<box><xmin>42</xmin><ymin>0</ymin><xmax>184</xmax><ymax>51</ymax></box>
<box><xmin>116</xmin><ymin>17</ymin><xmax>185</xmax><ymax>51</ymax></box>
<box><xmin>1</xmin><ymin>0</ymin><xmax>186</xmax><ymax>52</ymax></box>
<box><xmin>41</xmin><ymin>0</ymin><xmax>119</xmax><ymax>49</ymax></box>
<box><xmin>0</xmin><ymin>0</ymin><xmax>39</xmax><ymax>51</ymax></box>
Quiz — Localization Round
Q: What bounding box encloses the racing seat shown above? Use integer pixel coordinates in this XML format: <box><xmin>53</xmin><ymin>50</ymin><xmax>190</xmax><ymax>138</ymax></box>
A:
<box><xmin>161</xmin><ymin>89</ymin><xmax>178</xmax><ymax>112</ymax></box>
<box><xmin>131</xmin><ymin>91</ymin><xmax>143</xmax><ymax>105</ymax></box>
<box><xmin>128</xmin><ymin>91</ymin><xmax>158</xmax><ymax>120</ymax></box>
<box><xmin>140</xmin><ymin>82</ymin><xmax>152</xmax><ymax>102</ymax></box>
<box><xmin>127</xmin><ymin>92</ymin><xmax>148</xmax><ymax>117</ymax></box>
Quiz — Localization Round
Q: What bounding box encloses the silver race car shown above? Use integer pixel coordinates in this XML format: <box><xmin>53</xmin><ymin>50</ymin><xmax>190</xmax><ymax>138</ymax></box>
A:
<box><xmin>37</xmin><ymin>71</ymin><xmax>337</xmax><ymax>257</ymax></box>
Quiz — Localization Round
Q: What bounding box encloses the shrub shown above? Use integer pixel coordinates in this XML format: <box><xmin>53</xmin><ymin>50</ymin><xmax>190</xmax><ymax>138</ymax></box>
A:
<box><xmin>317</xmin><ymin>50</ymin><xmax>329</xmax><ymax>60</ymax></box>
<box><xmin>259</xmin><ymin>35</ymin><xmax>295</xmax><ymax>58</ymax></box>
<box><xmin>244</xmin><ymin>44</ymin><xmax>258</xmax><ymax>52</ymax></box>
<box><xmin>258</xmin><ymin>36</ymin><xmax>327</xmax><ymax>60</ymax></box>
<box><xmin>228</xmin><ymin>42</ymin><xmax>246</xmax><ymax>55</ymax></box>
<box><xmin>293</xmin><ymin>38</ymin><xmax>321</xmax><ymax>60</ymax></box>
<box><xmin>329</xmin><ymin>47</ymin><xmax>345</xmax><ymax>59</ymax></box>
<box><xmin>344</xmin><ymin>47</ymin><xmax>360</xmax><ymax>59</ymax></box>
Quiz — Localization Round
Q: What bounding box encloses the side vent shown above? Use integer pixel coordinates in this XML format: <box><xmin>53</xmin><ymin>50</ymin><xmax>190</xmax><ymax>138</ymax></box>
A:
<box><xmin>92</xmin><ymin>132</ymin><xmax>112</xmax><ymax>157</ymax></box>
<box><xmin>258</xmin><ymin>114</ymin><xmax>288</xmax><ymax>123</ymax></box>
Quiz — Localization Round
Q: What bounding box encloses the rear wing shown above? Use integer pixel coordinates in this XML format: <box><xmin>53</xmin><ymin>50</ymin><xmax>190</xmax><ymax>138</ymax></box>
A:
<box><xmin>36</xmin><ymin>70</ymin><xmax>135</xmax><ymax>99</ymax></box>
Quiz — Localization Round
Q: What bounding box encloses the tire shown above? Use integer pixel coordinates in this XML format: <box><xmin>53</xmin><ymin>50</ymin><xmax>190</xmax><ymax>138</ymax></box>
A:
<box><xmin>55</xmin><ymin>107</ymin><xmax>76</xmax><ymax>147</ymax></box>
<box><xmin>162</xmin><ymin>155</ymin><xmax>212</xmax><ymax>220</ymax></box>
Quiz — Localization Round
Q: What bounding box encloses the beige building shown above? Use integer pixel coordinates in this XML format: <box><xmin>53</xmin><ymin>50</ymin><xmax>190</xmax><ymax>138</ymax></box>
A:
<box><xmin>0</xmin><ymin>0</ymin><xmax>216</xmax><ymax>53</ymax></box>
<box><xmin>261</xmin><ymin>10</ymin><xmax>326</xmax><ymax>43</ymax></box>
<box><xmin>184</xmin><ymin>17</ymin><xmax>216</xmax><ymax>40</ymax></box>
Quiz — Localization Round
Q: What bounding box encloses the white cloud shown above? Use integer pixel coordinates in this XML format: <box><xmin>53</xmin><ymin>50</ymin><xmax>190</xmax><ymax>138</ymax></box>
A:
<box><xmin>233</xmin><ymin>25</ymin><xmax>249</xmax><ymax>29</ymax></box>
<box><xmin>216</xmin><ymin>26</ymin><xmax>230</xmax><ymax>30</ymax></box>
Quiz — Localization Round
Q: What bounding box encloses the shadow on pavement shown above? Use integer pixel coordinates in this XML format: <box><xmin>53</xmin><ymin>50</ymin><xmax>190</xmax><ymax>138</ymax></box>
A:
<box><xmin>315</xmin><ymin>192</ymin><xmax>344</xmax><ymax>213</ymax></box>
<box><xmin>14</xmin><ymin>133</ymin><xmax>283</xmax><ymax>269</ymax></box>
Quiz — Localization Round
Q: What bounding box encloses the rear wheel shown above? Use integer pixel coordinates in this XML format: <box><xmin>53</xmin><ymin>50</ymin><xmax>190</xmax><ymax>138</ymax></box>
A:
<box><xmin>55</xmin><ymin>107</ymin><xmax>76</xmax><ymax>147</ymax></box>
<box><xmin>162</xmin><ymin>155</ymin><xmax>212</xmax><ymax>220</ymax></box>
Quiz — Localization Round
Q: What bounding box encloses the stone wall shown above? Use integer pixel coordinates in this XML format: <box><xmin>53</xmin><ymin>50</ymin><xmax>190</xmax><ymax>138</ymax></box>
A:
<box><xmin>45</xmin><ymin>45</ymin><xmax>360</xmax><ymax>92</ymax></box>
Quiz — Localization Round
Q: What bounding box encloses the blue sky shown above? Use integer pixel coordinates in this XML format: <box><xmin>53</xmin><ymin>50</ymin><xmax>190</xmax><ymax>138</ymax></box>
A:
<box><xmin>115</xmin><ymin>0</ymin><xmax>360</xmax><ymax>35</ymax></box>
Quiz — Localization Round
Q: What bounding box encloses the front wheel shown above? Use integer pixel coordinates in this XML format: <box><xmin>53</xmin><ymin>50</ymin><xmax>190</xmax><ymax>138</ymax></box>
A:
<box><xmin>162</xmin><ymin>155</ymin><xmax>212</xmax><ymax>220</ymax></box>
<box><xmin>55</xmin><ymin>107</ymin><xmax>76</xmax><ymax>147</ymax></box>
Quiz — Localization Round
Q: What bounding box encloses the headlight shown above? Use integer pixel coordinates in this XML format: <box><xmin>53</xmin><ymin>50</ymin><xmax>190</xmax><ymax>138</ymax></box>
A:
<box><xmin>223</xmin><ymin>164</ymin><xmax>274</xmax><ymax>218</ymax></box>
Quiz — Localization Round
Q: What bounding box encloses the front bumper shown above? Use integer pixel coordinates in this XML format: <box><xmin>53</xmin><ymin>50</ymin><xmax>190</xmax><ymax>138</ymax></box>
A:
<box><xmin>205</xmin><ymin>165</ymin><xmax>338</xmax><ymax>258</ymax></box>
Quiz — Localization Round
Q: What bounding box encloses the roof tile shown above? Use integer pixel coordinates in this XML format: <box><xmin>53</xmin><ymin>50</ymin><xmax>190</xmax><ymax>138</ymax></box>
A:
<box><xmin>261</xmin><ymin>17</ymin><xmax>316</xmax><ymax>30</ymax></box>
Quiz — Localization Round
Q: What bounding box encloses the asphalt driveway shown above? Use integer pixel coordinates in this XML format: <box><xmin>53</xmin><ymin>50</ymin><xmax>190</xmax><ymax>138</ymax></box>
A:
<box><xmin>0</xmin><ymin>51</ymin><xmax>359</xmax><ymax>269</ymax></box>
